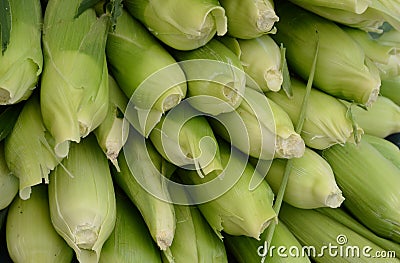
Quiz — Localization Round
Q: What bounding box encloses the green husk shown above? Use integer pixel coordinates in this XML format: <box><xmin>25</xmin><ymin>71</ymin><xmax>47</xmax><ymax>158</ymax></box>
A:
<box><xmin>0</xmin><ymin>103</ymin><xmax>23</xmax><ymax>142</ymax></box>
<box><xmin>41</xmin><ymin>0</ymin><xmax>110</xmax><ymax>158</ymax></box>
<box><xmin>106</xmin><ymin>10</ymin><xmax>187</xmax><ymax>137</ymax></box>
<box><xmin>6</xmin><ymin>184</ymin><xmax>74</xmax><ymax>263</ymax></box>
<box><xmin>0</xmin><ymin>142</ymin><xmax>18</xmax><ymax>210</ymax></box>
<box><xmin>48</xmin><ymin>135</ymin><xmax>116</xmax><ymax>263</ymax></box>
<box><xmin>342</xmin><ymin>96</ymin><xmax>400</xmax><ymax>138</ymax></box>
<box><xmin>266</xmin><ymin>148</ymin><xmax>345</xmax><ymax>209</ymax></box>
<box><xmin>177</xmin><ymin>140</ymin><xmax>277</xmax><ymax>240</ymax></box>
<box><xmin>218</xmin><ymin>0</ymin><xmax>278</xmax><ymax>39</ymax></box>
<box><xmin>149</xmin><ymin>106</ymin><xmax>222</xmax><ymax>177</ymax></box>
<box><xmin>266</xmin><ymin>78</ymin><xmax>363</xmax><ymax>150</ymax></box>
<box><xmin>113</xmin><ymin>127</ymin><xmax>176</xmax><ymax>252</ymax></box>
<box><xmin>362</xmin><ymin>134</ymin><xmax>400</xmax><ymax>169</ymax></box>
<box><xmin>380</xmin><ymin>76</ymin><xmax>400</xmax><ymax>105</ymax></box>
<box><xmin>99</xmin><ymin>191</ymin><xmax>162</xmax><ymax>263</ymax></box>
<box><xmin>322</xmin><ymin>138</ymin><xmax>400</xmax><ymax>243</ymax></box>
<box><xmin>94</xmin><ymin>75</ymin><xmax>129</xmax><ymax>171</ymax></box>
<box><xmin>0</xmin><ymin>0</ymin><xmax>43</xmax><ymax>105</ymax></box>
<box><xmin>224</xmin><ymin>221</ymin><xmax>311</xmax><ymax>263</ymax></box>
<box><xmin>273</xmin><ymin>1</ymin><xmax>381</xmax><ymax>107</ymax></box>
<box><xmin>124</xmin><ymin>0</ymin><xmax>227</xmax><ymax>50</ymax></box>
<box><xmin>280</xmin><ymin>204</ymin><xmax>399</xmax><ymax>263</ymax></box>
<box><xmin>170</xmin><ymin>39</ymin><xmax>246</xmax><ymax>116</ymax></box>
<box><xmin>4</xmin><ymin>95</ymin><xmax>61</xmax><ymax>200</ymax></box>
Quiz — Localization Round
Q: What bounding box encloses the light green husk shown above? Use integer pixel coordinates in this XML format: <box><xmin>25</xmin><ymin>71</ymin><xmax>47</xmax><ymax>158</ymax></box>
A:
<box><xmin>210</xmin><ymin>87</ymin><xmax>304</xmax><ymax>160</ymax></box>
<box><xmin>218</xmin><ymin>0</ymin><xmax>278</xmax><ymax>39</ymax></box>
<box><xmin>94</xmin><ymin>75</ymin><xmax>129</xmax><ymax>171</ymax></box>
<box><xmin>4</xmin><ymin>95</ymin><xmax>61</xmax><ymax>200</ymax></box>
<box><xmin>6</xmin><ymin>184</ymin><xmax>74</xmax><ymax>263</ymax></box>
<box><xmin>273</xmin><ymin>1</ymin><xmax>381</xmax><ymax>107</ymax></box>
<box><xmin>362</xmin><ymin>134</ymin><xmax>400</xmax><ymax>169</ymax></box>
<box><xmin>41</xmin><ymin>0</ymin><xmax>109</xmax><ymax>158</ymax></box>
<box><xmin>322</xmin><ymin>138</ymin><xmax>400</xmax><ymax>243</ymax></box>
<box><xmin>266</xmin><ymin>148</ymin><xmax>344</xmax><ymax>209</ymax></box>
<box><xmin>224</xmin><ymin>221</ymin><xmax>311</xmax><ymax>263</ymax></box>
<box><xmin>48</xmin><ymin>135</ymin><xmax>116</xmax><ymax>263</ymax></box>
<box><xmin>149</xmin><ymin>107</ymin><xmax>223</xmax><ymax>177</ymax></box>
<box><xmin>0</xmin><ymin>0</ymin><xmax>43</xmax><ymax>105</ymax></box>
<box><xmin>170</xmin><ymin>39</ymin><xmax>246</xmax><ymax>116</ymax></box>
<box><xmin>280</xmin><ymin>204</ymin><xmax>399</xmax><ymax>263</ymax></box>
<box><xmin>99</xmin><ymin>191</ymin><xmax>162</xmax><ymax>263</ymax></box>
<box><xmin>106</xmin><ymin>10</ymin><xmax>187</xmax><ymax>137</ymax></box>
<box><xmin>0</xmin><ymin>141</ymin><xmax>18</xmax><ymax>210</ymax></box>
<box><xmin>266</xmin><ymin>78</ymin><xmax>363</xmax><ymax>150</ymax></box>
<box><xmin>124</xmin><ymin>0</ymin><xmax>227</xmax><ymax>50</ymax></box>
<box><xmin>380</xmin><ymin>76</ymin><xmax>400</xmax><ymax>105</ymax></box>
<box><xmin>113</xmin><ymin>128</ymin><xmax>176</xmax><ymax>252</ymax></box>
<box><xmin>178</xmin><ymin>140</ymin><xmax>277</xmax><ymax>240</ymax></box>
<box><xmin>342</xmin><ymin>96</ymin><xmax>400</xmax><ymax>138</ymax></box>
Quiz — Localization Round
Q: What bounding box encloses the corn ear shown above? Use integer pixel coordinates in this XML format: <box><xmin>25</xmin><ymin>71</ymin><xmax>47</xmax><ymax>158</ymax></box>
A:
<box><xmin>99</xmin><ymin>191</ymin><xmax>162</xmax><ymax>263</ymax></box>
<box><xmin>106</xmin><ymin>10</ymin><xmax>187</xmax><ymax>137</ymax></box>
<box><xmin>0</xmin><ymin>0</ymin><xmax>42</xmax><ymax>105</ymax></box>
<box><xmin>224</xmin><ymin>221</ymin><xmax>311</xmax><ymax>263</ymax></box>
<box><xmin>218</xmin><ymin>0</ymin><xmax>278</xmax><ymax>39</ymax></box>
<box><xmin>6</xmin><ymin>184</ymin><xmax>74</xmax><ymax>263</ymax></box>
<box><xmin>0</xmin><ymin>142</ymin><xmax>18</xmax><ymax>210</ymax></box>
<box><xmin>362</xmin><ymin>134</ymin><xmax>400</xmax><ymax>169</ymax></box>
<box><xmin>266</xmin><ymin>148</ymin><xmax>344</xmax><ymax>209</ymax></box>
<box><xmin>149</xmin><ymin>107</ymin><xmax>223</xmax><ymax>177</ymax></box>
<box><xmin>124</xmin><ymin>0</ymin><xmax>227</xmax><ymax>50</ymax></box>
<box><xmin>342</xmin><ymin>96</ymin><xmax>400</xmax><ymax>138</ymax></box>
<box><xmin>178</xmin><ymin>140</ymin><xmax>277</xmax><ymax>240</ymax></box>
<box><xmin>380</xmin><ymin>76</ymin><xmax>400</xmax><ymax>105</ymax></box>
<box><xmin>170</xmin><ymin>39</ymin><xmax>246</xmax><ymax>116</ymax></box>
<box><xmin>210</xmin><ymin>87</ymin><xmax>304</xmax><ymax>160</ymax></box>
<box><xmin>94</xmin><ymin>75</ymin><xmax>129</xmax><ymax>171</ymax></box>
<box><xmin>322</xmin><ymin>138</ymin><xmax>400</xmax><ymax>243</ymax></box>
<box><xmin>113</xmin><ymin>128</ymin><xmax>176</xmax><ymax>252</ymax></box>
<box><xmin>48</xmin><ymin>135</ymin><xmax>116</xmax><ymax>263</ymax></box>
<box><xmin>267</xmin><ymin>78</ymin><xmax>363</xmax><ymax>150</ymax></box>
<box><xmin>4</xmin><ymin>95</ymin><xmax>61</xmax><ymax>200</ymax></box>
<box><xmin>273</xmin><ymin>1</ymin><xmax>381</xmax><ymax>107</ymax></box>
<box><xmin>280</xmin><ymin>204</ymin><xmax>399</xmax><ymax>263</ymax></box>
<box><xmin>41</xmin><ymin>0</ymin><xmax>109</xmax><ymax>158</ymax></box>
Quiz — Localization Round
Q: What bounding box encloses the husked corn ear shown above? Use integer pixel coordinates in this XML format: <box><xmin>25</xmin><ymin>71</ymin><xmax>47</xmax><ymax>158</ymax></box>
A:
<box><xmin>218</xmin><ymin>0</ymin><xmax>278</xmax><ymax>39</ymax></box>
<box><xmin>0</xmin><ymin>142</ymin><xmax>18</xmax><ymax>210</ymax></box>
<box><xmin>48</xmin><ymin>135</ymin><xmax>116</xmax><ymax>263</ymax></box>
<box><xmin>273</xmin><ymin>1</ymin><xmax>381</xmax><ymax>107</ymax></box>
<box><xmin>113</xmin><ymin>128</ymin><xmax>176</xmax><ymax>252</ymax></box>
<box><xmin>4</xmin><ymin>95</ymin><xmax>61</xmax><ymax>200</ymax></box>
<box><xmin>99</xmin><ymin>191</ymin><xmax>162</xmax><ymax>263</ymax></box>
<box><xmin>362</xmin><ymin>134</ymin><xmax>400</xmax><ymax>169</ymax></box>
<box><xmin>322</xmin><ymin>139</ymin><xmax>400</xmax><ymax>243</ymax></box>
<box><xmin>106</xmin><ymin>10</ymin><xmax>187</xmax><ymax>137</ymax></box>
<box><xmin>225</xmin><ymin>221</ymin><xmax>311</xmax><ymax>263</ymax></box>
<box><xmin>178</xmin><ymin>140</ymin><xmax>277</xmax><ymax>240</ymax></box>
<box><xmin>41</xmin><ymin>0</ymin><xmax>109</xmax><ymax>158</ymax></box>
<box><xmin>170</xmin><ymin>39</ymin><xmax>246</xmax><ymax>116</ymax></box>
<box><xmin>0</xmin><ymin>0</ymin><xmax>42</xmax><ymax>105</ymax></box>
<box><xmin>280</xmin><ymin>204</ymin><xmax>399</xmax><ymax>263</ymax></box>
<box><xmin>6</xmin><ymin>184</ymin><xmax>74</xmax><ymax>263</ymax></box>
<box><xmin>267</xmin><ymin>78</ymin><xmax>363</xmax><ymax>150</ymax></box>
<box><xmin>94</xmin><ymin>75</ymin><xmax>129</xmax><ymax>171</ymax></box>
<box><xmin>266</xmin><ymin>148</ymin><xmax>344</xmax><ymax>209</ymax></box>
<box><xmin>342</xmin><ymin>96</ymin><xmax>400</xmax><ymax>138</ymax></box>
<box><xmin>124</xmin><ymin>0</ymin><xmax>227</xmax><ymax>50</ymax></box>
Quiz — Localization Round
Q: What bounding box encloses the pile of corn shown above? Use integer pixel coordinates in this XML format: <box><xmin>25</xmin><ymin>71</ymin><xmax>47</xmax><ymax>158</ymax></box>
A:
<box><xmin>1</xmin><ymin>0</ymin><xmax>400</xmax><ymax>262</ymax></box>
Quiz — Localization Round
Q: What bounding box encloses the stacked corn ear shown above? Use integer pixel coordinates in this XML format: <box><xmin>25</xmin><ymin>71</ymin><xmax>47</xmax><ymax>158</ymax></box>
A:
<box><xmin>362</xmin><ymin>134</ymin><xmax>400</xmax><ymax>169</ymax></box>
<box><xmin>266</xmin><ymin>77</ymin><xmax>363</xmax><ymax>150</ymax></box>
<box><xmin>0</xmin><ymin>0</ymin><xmax>43</xmax><ymax>105</ymax></box>
<box><xmin>6</xmin><ymin>184</ymin><xmax>74</xmax><ymax>263</ymax></box>
<box><xmin>48</xmin><ymin>135</ymin><xmax>116</xmax><ymax>263</ymax></box>
<box><xmin>322</xmin><ymin>138</ymin><xmax>400</xmax><ymax>243</ymax></box>
<box><xmin>124</xmin><ymin>0</ymin><xmax>227</xmax><ymax>50</ymax></box>
<box><xmin>106</xmin><ymin>9</ymin><xmax>187</xmax><ymax>137</ymax></box>
<box><xmin>40</xmin><ymin>0</ymin><xmax>109</xmax><ymax>158</ymax></box>
<box><xmin>0</xmin><ymin>142</ymin><xmax>18</xmax><ymax>210</ymax></box>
